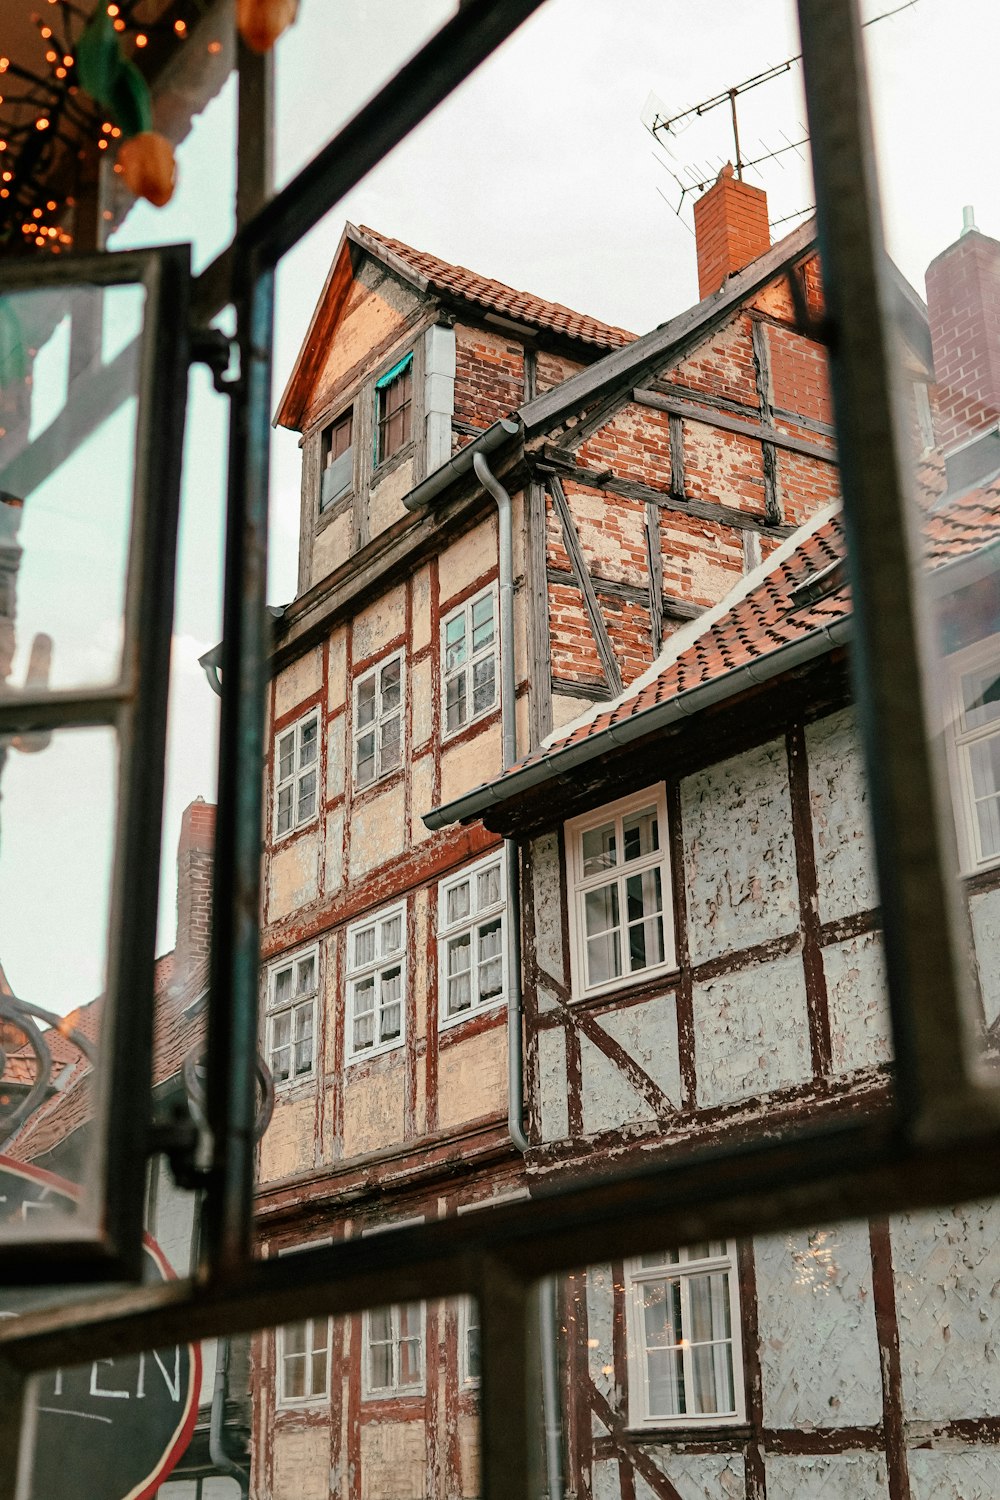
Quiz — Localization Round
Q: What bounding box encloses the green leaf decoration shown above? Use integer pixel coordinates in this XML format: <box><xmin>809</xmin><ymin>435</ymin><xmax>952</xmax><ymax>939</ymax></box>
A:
<box><xmin>76</xmin><ymin>7</ymin><xmax>119</xmax><ymax>107</ymax></box>
<box><xmin>109</xmin><ymin>58</ymin><xmax>154</xmax><ymax>138</ymax></box>
<box><xmin>0</xmin><ymin>299</ymin><xmax>27</xmax><ymax>390</ymax></box>
<box><xmin>76</xmin><ymin>6</ymin><xmax>154</xmax><ymax>139</ymax></box>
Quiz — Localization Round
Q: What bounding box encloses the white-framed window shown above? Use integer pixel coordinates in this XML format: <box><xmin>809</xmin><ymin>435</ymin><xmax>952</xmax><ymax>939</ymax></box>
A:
<box><xmin>353</xmin><ymin>650</ymin><xmax>404</xmax><ymax>789</ymax></box>
<box><xmin>346</xmin><ymin>903</ymin><xmax>406</xmax><ymax>1061</ymax></box>
<box><xmin>438</xmin><ymin>850</ymin><xmax>505</xmax><ymax>1026</ymax></box>
<box><xmin>273</xmin><ymin>709</ymin><xmax>319</xmax><ymax>838</ymax></box>
<box><xmin>441</xmin><ymin>584</ymin><xmax>499</xmax><ymax>738</ymax></box>
<box><xmin>362</xmin><ymin>1220</ymin><xmax>425</xmax><ymax>1399</ymax></box>
<box><xmin>459</xmin><ymin>1297</ymin><xmax>481</xmax><ymax>1386</ymax></box>
<box><xmin>625</xmin><ymin>1242</ymin><xmax>743</xmax><ymax>1428</ymax></box>
<box><xmin>266</xmin><ymin>947</ymin><xmax>319</xmax><ymax>1087</ymax></box>
<box><xmin>277</xmin><ymin>1240</ymin><xmax>332</xmax><ymax>1407</ymax></box>
<box><xmin>566</xmin><ymin>785</ymin><xmax>674</xmax><ymax>998</ymax></box>
<box><xmin>946</xmin><ymin>634</ymin><xmax>1000</xmax><ymax>870</ymax></box>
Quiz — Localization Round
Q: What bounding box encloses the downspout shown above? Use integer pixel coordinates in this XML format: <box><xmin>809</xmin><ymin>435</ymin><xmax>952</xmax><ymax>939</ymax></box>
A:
<box><xmin>472</xmin><ymin>451</ymin><xmax>527</xmax><ymax>1155</ymax></box>
<box><xmin>209</xmin><ymin>1336</ymin><xmax>250</xmax><ymax>1498</ymax></box>
<box><xmin>472</xmin><ymin>453</ymin><xmax>564</xmax><ymax>1500</ymax></box>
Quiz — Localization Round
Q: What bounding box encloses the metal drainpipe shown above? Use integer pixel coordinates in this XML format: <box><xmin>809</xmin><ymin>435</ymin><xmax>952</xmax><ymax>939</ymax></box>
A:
<box><xmin>472</xmin><ymin>451</ymin><xmax>527</xmax><ymax>1155</ymax></box>
<box><xmin>472</xmin><ymin>454</ymin><xmax>563</xmax><ymax>1500</ymax></box>
<box><xmin>209</xmin><ymin>1336</ymin><xmax>250</xmax><ymax>1498</ymax></box>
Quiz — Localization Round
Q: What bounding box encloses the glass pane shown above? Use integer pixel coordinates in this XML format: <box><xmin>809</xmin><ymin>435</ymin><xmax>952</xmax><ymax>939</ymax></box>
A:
<box><xmin>278</xmin><ymin>733</ymin><xmax>295</xmax><ymax>781</ymax></box>
<box><xmin>584</xmin><ymin>882</ymin><xmax>619</xmax><ymax>937</ymax></box>
<box><xmin>446</xmin><ymin>879</ymin><xmax>471</xmax><ymax>925</ymax></box>
<box><xmin>356</xmin><ymin>676</ymin><xmax>376</xmax><ymax>727</ymax></box>
<box><xmin>471</xmin><ymin>655</ymin><xmax>495</xmax><ymax>715</ymax></box>
<box><xmin>356</xmin><ymin>730</ymin><xmax>376</xmax><ymax>786</ymax></box>
<box><xmin>471</xmin><ymin>594</ymin><xmax>494</xmax><ymax>650</ymax></box>
<box><xmin>299</xmin><ymin>717</ymin><xmax>318</xmax><ymax>765</ymax></box>
<box><xmin>273</xmin><ymin>966</ymin><xmax>293</xmax><ymax>1005</ymax></box>
<box><xmin>962</xmin><ymin>667</ymin><xmax>1000</xmax><ymax>731</ymax></box>
<box><xmin>622</xmin><ymin>806</ymin><xmax>659</xmax><ymax>862</ymax></box>
<box><xmin>354</xmin><ymin>927</ymin><xmax>375</xmax><ymax>969</ymax></box>
<box><xmin>445</xmin><ymin>615</ymin><xmax>467</xmax><ymax>670</ymax></box>
<box><xmin>296</xmin><ymin>955</ymin><xmax>316</xmax><ymax>992</ymax></box>
<box><xmin>445</xmin><ymin>670</ymin><xmax>466</xmax><ymax>732</ymax></box>
<box><xmin>478</xmin><ymin>919</ymin><xmax>503</xmax><ymax>1001</ymax></box>
<box><xmin>296</xmin><ymin>767</ymin><xmax>316</xmax><ymax>821</ymax></box>
<box><xmin>380</xmin><ymin>714</ymin><xmax>401</xmax><ymax>768</ymax></box>
<box><xmin>582</xmin><ymin>822</ymin><xmax>617</xmax><ymax>875</ymax></box>
<box><xmin>381</xmin><ymin>657</ymin><xmax>401</xmax><ymax>710</ymax></box>
<box><xmin>0</xmin><ymin>283</ymin><xmax>144</xmax><ymax>690</ymax></box>
<box><xmin>381</xmin><ymin>915</ymin><xmax>402</xmax><ymax>954</ymax></box>
<box><xmin>477</xmin><ymin>863</ymin><xmax>502</xmax><ymax>909</ymax></box>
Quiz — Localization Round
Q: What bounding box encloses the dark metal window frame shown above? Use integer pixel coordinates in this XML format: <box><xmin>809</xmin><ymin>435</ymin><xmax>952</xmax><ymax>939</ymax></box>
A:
<box><xmin>0</xmin><ymin>244</ymin><xmax>190</xmax><ymax>1283</ymax></box>
<box><xmin>2</xmin><ymin>2</ymin><xmax>998</xmax><ymax>1496</ymax></box>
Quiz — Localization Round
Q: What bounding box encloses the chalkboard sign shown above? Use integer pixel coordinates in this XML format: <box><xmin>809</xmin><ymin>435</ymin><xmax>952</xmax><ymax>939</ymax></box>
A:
<box><xmin>0</xmin><ymin>1156</ymin><xmax>201</xmax><ymax>1500</ymax></box>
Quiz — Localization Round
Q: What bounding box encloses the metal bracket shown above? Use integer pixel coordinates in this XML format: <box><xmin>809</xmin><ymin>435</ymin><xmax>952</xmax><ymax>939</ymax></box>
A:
<box><xmin>147</xmin><ymin>1097</ymin><xmax>212</xmax><ymax>1192</ymax></box>
<box><xmin>190</xmin><ymin>325</ymin><xmax>240</xmax><ymax>394</ymax></box>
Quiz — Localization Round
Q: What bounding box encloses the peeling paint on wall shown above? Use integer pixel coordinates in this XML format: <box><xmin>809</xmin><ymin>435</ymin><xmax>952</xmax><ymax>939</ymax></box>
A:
<box><xmin>586</xmin><ymin>1264</ymin><xmax>617</xmax><ymax>1405</ymax></box>
<box><xmin>969</xmin><ymin>887</ymin><xmax>1000</xmax><ymax>1029</ymax></box>
<box><xmin>272</xmin><ymin>1426</ymin><xmax>330</xmax><ymax>1500</ymax></box>
<box><xmin>275</xmin><ymin>647</ymin><xmax>323</xmax><ymax>721</ymax></box>
<box><xmin>764</xmin><ymin>1452</ymin><xmax>888</xmax><ymax>1499</ymax></box>
<box><xmin>693</xmin><ymin>952</ymin><xmax>812</xmax><ymax>1108</ymax></box>
<box><xmin>907</xmin><ymin>1446</ymin><xmax>1000</xmax><ymax>1499</ymax></box>
<box><xmin>269</xmin><ymin>836</ymin><xmax>320</xmax><ymax>922</ymax></box>
<box><xmin>682</xmin><ymin>740</ymin><xmax>799</xmax><ymax>964</ymax></box>
<box><xmin>893</xmin><ymin>1203</ymin><xmax>1000</xmax><ymax>1423</ymax></box>
<box><xmin>531</xmin><ymin>833</ymin><xmax>566</xmax><ymax>993</ymax></box>
<box><xmin>538</xmin><ymin>1026</ymin><xmax>570</xmax><ymax>1140</ymax></box>
<box><xmin>579</xmin><ymin>995</ymin><xmax>682</xmax><ymax>1134</ymax></box>
<box><xmin>756</xmin><ymin>1223</ymin><xmax>882</xmax><ymax>1429</ymax></box>
<box><xmin>805</xmin><ymin>710</ymin><xmax>878</xmax><ymax>926</ymax></box>
<box><xmin>436</xmin><ymin>1024</ymin><xmax>507</xmax><ymax>1130</ymax></box>
<box><xmin>823</xmin><ymin>932</ymin><xmax>892</xmax><ymax>1074</ymax></box>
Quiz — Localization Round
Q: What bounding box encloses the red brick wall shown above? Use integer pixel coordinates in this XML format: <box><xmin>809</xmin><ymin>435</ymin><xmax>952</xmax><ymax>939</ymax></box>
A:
<box><xmin>670</xmin><ymin>314</ymin><xmax>760</xmax><ymax>407</ymax></box>
<box><xmin>926</xmin><ymin>228</ymin><xmax>1000</xmax><ymax>450</ymax></box>
<box><xmin>776</xmin><ymin>450</ymin><xmax>841</xmax><ymax>528</ymax></box>
<box><xmin>767</xmin><ymin>325</ymin><xmax>833</xmax><ymax>427</ymax></box>
<box><xmin>453</xmin><ymin>324</ymin><xmax>525</xmax><ymax>429</ymax></box>
<box><xmin>693</xmin><ymin>167</ymin><xmax>770</xmax><ymax>299</ymax></box>
<box><xmin>536</xmin><ymin>350</ymin><xmax>585</xmax><ymax>394</ymax></box>
<box><xmin>577</xmin><ymin>405</ymin><xmax>673</xmax><ymax>491</ymax></box>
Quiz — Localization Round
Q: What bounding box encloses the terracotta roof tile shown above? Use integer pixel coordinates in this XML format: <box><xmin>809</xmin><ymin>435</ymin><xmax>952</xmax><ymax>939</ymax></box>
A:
<box><xmin>357</xmin><ymin>226</ymin><xmax>636</xmax><ymax>352</ymax></box>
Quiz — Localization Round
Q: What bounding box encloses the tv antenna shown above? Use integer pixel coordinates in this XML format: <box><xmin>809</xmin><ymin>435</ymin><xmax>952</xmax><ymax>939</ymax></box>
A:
<box><xmin>643</xmin><ymin>0</ymin><xmax>918</xmax><ymax>224</ymax></box>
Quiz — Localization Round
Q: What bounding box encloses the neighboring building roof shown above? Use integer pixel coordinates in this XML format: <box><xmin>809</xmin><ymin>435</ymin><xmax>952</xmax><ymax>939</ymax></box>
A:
<box><xmin>427</xmin><ymin>465</ymin><xmax>1000</xmax><ymax>830</ymax></box>
<box><xmin>356</xmin><ymin>225</ymin><xmax>636</xmax><ymax>352</ymax></box>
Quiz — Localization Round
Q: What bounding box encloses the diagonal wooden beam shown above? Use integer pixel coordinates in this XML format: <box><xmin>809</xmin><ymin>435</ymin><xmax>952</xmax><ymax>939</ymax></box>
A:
<box><xmin>548</xmin><ymin>475</ymin><xmax>624</xmax><ymax>696</ymax></box>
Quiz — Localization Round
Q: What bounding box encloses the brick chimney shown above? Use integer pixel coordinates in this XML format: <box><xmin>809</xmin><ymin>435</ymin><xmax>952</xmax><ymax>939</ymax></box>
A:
<box><xmin>925</xmin><ymin>209</ymin><xmax>1000</xmax><ymax>468</ymax></box>
<box><xmin>693</xmin><ymin>163</ymin><xmax>771</xmax><ymax>300</ymax></box>
<box><xmin>174</xmin><ymin>798</ymin><xmax>215</xmax><ymax>989</ymax></box>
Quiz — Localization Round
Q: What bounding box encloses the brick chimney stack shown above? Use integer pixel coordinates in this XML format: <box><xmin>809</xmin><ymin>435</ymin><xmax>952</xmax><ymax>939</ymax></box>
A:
<box><xmin>925</xmin><ymin>209</ymin><xmax>1000</xmax><ymax>456</ymax></box>
<box><xmin>693</xmin><ymin>163</ymin><xmax>771</xmax><ymax>300</ymax></box>
<box><xmin>175</xmin><ymin>797</ymin><xmax>215</xmax><ymax>988</ymax></box>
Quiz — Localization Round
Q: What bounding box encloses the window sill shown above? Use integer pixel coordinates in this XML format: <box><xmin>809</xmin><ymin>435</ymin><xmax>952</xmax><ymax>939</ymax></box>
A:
<box><xmin>569</xmin><ymin>959</ymin><xmax>679</xmax><ymax>1007</ymax></box>
<box><xmin>351</xmin><ymin>763</ymin><xmax>405</xmax><ymax>804</ymax></box>
<box><xmin>438</xmin><ymin>996</ymin><xmax>506</xmax><ymax>1035</ymax></box>
<box><xmin>317</xmin><ymin>490</ymin><xmax>354</xmax><ymax>529</ymax></box>
<box><xmin>360</xmin><ymin>1385</ymin><xmax>425</xmax><ymax>1404</ymax></box>
<box><xmin>276</xmin><ymin>1394</ymin><xmax>330</xmax><ymax>1413</ymax></box>
<box><xmin>271</xmin><ymin>1074</ymin><xmax>317</xmax><ymax>1100</ymax></box>
<box><xmin>271</xmin><ymin>814</ymin><xmax>320</xmax><ymax>848</ymax></box>
<box><xmin>624</xmin><ymin>1417</ymin><xmax>749</xmax><ymax>1440</ymax></box>
<box><xmin>346</xmin><ymin>1038</ymin><xmax>405</xmax><ymax>1068</ymax></box>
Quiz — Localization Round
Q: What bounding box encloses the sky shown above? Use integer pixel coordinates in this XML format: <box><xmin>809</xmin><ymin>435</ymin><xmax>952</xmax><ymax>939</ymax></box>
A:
<box><xmin>1</xmin><ymin>0</ymin><xmax>997</xmax><ymax>1014</ymax></box>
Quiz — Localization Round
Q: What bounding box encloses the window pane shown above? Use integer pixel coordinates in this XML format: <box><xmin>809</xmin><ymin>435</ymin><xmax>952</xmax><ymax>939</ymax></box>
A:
<box><xmin>354</xmin><ymin>926</ymin><xmax>375</xmax><ymax>969</ymax></box>
<box><xmin>447</xmin><ymin>934</ymin><xmax>472</xmax><ymax>1014</ymax></box>
<box><xmin>299</xmin><ymin>717</ymin><xmax>318</xmax><ymax>766</ymax></box>
<box><xmin>478</xmin><ymin>919</ymin><xmax>503</xmax><ymax>1000</ymax></box>
<box><xmin>296</xmin><ymin>956</ymin><xmax>316</xmax><ymax>992</ymax></box>
<box><xmin>381</xmin><ymin>657</ymin><xmax>401</xmax><ymax>712</ymax></box>
<box><xmin>310</xmin><ymin>1348</ymin><xmax>328</xmax><ymax>1395</ymax></box>
<box><xmin>283</xmin><ymin>1321</ymin><xmax>307</xmax><ymax>1356</ymax></box>
<box><xmin>962</xmin><ymin>666</ymin><xmax>1000</xmax><ymax>730</ymax></box>
<box><xmin>283</xmin><ymin>1353</ymin><xmax>306</xmax><ymax>1400</ymax></box>
<box><xmin>272</xmin><ymin>1012</ymin><xmax>291</xmax><ymax>1049</ymax></box>
<box><xmin>445</xmin><ymin>615</ymin><xmax>467</xmax><ymax>670</ymax></box>
<box><xmin>381</xmin><ymin>914</ymin><xmax>402</xmax><ymax>954</ymax></box>
<box><xmin>368</xmin><ymin>1339</ymin><xmax>392</xmax><ymax>1390</ymax></box>
<box><xmin>446</xmin><ymin>669</ymin><xmax>467</xmax><ymax>732</ymax></box>
<box><xmin>380</xmin><ymin>714</ymin><xmax>401</xmax><ymax>769</ymax></box>
<box><xmin>297</xmin><ymin>767</ymin><xmax>317</xmax><ymax>822</ymax></box>
<box><xmin>471</xmin><ymin>593</ymin><xmax>494</xmax><ymax>650</ymax></box>
<box><xmin>357</xmin><ymin>676</ymin><xmax>377</xmax><ymax>727</ymax></box>
<box><xmin>690</xmin><ymin>1341</ymin><xmax>735</xmax><ymax>1417</ymax></box>
<box><xmin>294</xmin><ymin>1005</ymin><xmax>313</xmax><ymax>1042</ymax></box>
<box><xmin>626</xmin><ymin>870</ymin><xmax>665</xmax><ymax>971</ymax></box>
<box><xmin>274</xmin><ymin>967</ymin><xmax>293</xmax><ymax>1006</ymax></box>
<box><xmin>380</xmin><ymin>968</ymin><xmax>402</xmax><ymax>1040</ymax></box>
<box><xmin>276</xmin><ymin>784</ymin><xmax>293</xmax><ymax>835</ymax></box>
<box><xmin>447</xmin><ymin>879</ymin><xmax>471</xmax><ymax>925</ymax></box>
<box><xmin>582</xmin><ymin>822</ymin><xmax>617</xmax><ymax>875</ymax></box>
<box><xmin>477</xmin><ymin>863</ymin><xmax>502</xmax><ymax>909</ymax></box>
<box><xmin>975</xmin><ymin>791</ymin><xmax>1000</xmax><ymax>861</ymax></box>
<box><xmin>622</xmin><ymin>806</ymin><xmax>659</xmax><ymax>861</ymax></box>
<box><xmin>586</xmin><ymin>929</ymin><xmax>622</xmax><ymax>987</ymax></box>
<box><xmin>357</xmin><ymin>730</ymin><xmax>376</xmax><ymax>786</ymax></box>
<box><xmin>585</xmin><ymin>882</ymin><xmax>619</xmax><ymax>937</ymax></box>
<box><xmin>647</xmin><ymin>1346</ymin><xmax>685</xmax><ymax>1418</ymax></box>
<box><xmin>278</xmin><ymin>732</ymin><xmax>295</xmax><ymax>781</ymax></box>
<box><xmin>472</xmin><ymin>655</ymin><xmax>496</xmax><ymax>715</ymax></box>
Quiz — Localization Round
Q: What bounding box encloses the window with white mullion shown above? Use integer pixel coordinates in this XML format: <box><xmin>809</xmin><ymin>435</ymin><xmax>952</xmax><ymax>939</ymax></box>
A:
<box><xmin>568</xmin><ymin>787</ymin><xmax>673</xmax><ymax>996</ymax></box>
<box><xmin>277</xmin><ymin>1240</ymin><xmax>332</xmax><ymax>1406</ymax></box>
<box><xmin>951</xmin><ymin>645</ymin><xmax>1000</xmax><ymax>866</ymax></box>
<box><xmin>438</xmin><ymin>852</ymin><xmax>505</xmax><ymax>1024</ymax></box>
<box><xmin>347</xmin><ymin>904</ymin><xmax>406</xmax><ymax>1060</ymax></box>
<box><xmin>626</xmin><ymin>1241</ymin><xmax>742</xmax><ymax>1428</ymax></box>
<box><xmin>274</xmin><ymin>710</ymin><xmax>319</xmax><ymax>838</ymax></box>
<box><xmin>354</xmin><ymin>651</ymin><xmax>404</xmax><ymax>789</ymax></box>
<box><xmin>267</xmin><ymin>949</ymin><xmax>318</xmax><ymax>1087</ymax></box>
<box><xmin>442</xmin><ymin>586</ymin><xmax>498</xmax><ymax>737</ymax></box>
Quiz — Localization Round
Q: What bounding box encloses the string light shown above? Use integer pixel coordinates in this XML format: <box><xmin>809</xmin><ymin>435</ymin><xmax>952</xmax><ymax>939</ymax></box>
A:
<box><xmin>174</xmin><ymin>19</ymin><xmax>187</xmax><ymax>36</ymax></box>
<box><xmin>135</xmin><ymin>33</ymin><xmax>147</xmax><ymax>47</ymax></box>
<box><xmin>35</xmin><ymin>117</ymin><xmax>49</xmax><ymax>131</ymax></box>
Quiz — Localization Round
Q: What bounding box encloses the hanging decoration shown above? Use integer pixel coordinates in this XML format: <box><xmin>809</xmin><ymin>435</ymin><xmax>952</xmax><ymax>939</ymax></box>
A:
<box><xmin>0</xmin><ymin>2</ymin><xmax>209</xmax><ymax>253</ymax></box>
<box><xmin>236</xmin><ymin>0</ymin><xmax>299</xmax><ymax>54</ymax></box>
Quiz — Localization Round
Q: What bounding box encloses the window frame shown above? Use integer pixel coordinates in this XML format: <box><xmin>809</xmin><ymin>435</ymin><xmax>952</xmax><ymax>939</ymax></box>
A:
<box><xmin>352</xmin><ymin>648</ymin><xmax>405</xmax><ymax>791</ymax></box>
<box><xmin>272</xmin><ymin>708</ymin><xmax>320</xmax><ymax>841</ymax></box>
<box><xmin>345</xmin><ymin>901</ymin><xmax>407</xmax><ymax>1063</ymax></box>
<box><xmin>320</xmin><ymin>405</ymin><xmax>354</xmax><ymax>512</ymax></box>
<box><xmin>265</xmin><ymin>945</ymin><xmax>320</xmax><ymax>1091</ymax></box>
<box><xmin>276</xmin><ymin>1239</ymin><xmax>333</xmax><ymax>1409</ymax></box>
<box><xmin>361</xmin><ymin>1219</ymin><xmax>426</xmax><ymax>1401</ymax></box>
<box><xmin>945</xmin><ymin>631</ymin><xmax>1000</xmax><ymax>873</ymax></box>
<box><xmin>373</xmin><ymin>352</ymin><xmax>414</xmax><ymax>469</ymax></box>
<box><xmin>565</xmin><ymin>784</ymin><xmax>675</xmax><ymax>1000</ymax></box>
<box><xmin>437</xmin><ymin>848</ymin><xmax>507</xmax><ymax>1029</ymax></box>
<box><xmin>624</xmin><ymin>1241</ymin><xmax>744</xmax><ymax>1430</ymax></box>
<box><xmin>440</xmin><ymin>582</ymin><xmax>500</xmax><ymax>742</ymax></box>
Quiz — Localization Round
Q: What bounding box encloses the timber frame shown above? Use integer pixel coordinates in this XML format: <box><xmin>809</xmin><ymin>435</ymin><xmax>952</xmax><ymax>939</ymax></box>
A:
<box><xmin>2</xmin><ymin>5</ymin><xmax>999</xmax><ymax>1500</ymax></box>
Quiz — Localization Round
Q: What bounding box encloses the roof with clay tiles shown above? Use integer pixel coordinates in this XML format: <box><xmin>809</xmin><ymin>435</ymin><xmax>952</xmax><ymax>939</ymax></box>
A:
<box><xmin>355</xmin><ymin>225</ymin><xmax>636</xmax><ymax>353</ymax></box>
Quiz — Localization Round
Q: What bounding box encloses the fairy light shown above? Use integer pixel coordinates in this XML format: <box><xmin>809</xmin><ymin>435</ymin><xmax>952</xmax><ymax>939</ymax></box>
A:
<box><xmin>107</xmin><ymin>3</ymin><xmax>119</xmax><ymax>14</ymax></box>
<box><xmin>0</xmin><ymin>59</ymin><xmax>10</xmax><ymax>74</ymax></box>
<box><xmin>97</xmin><ymin>137</ymin><xmax>108</xmax><ymax>149</ymax></box>
<box><xmin>40</xmin><ymin>26</ymin><xmax>53</xmax><ymax>40</ymax></box>
<box><xmin>135</xmin><ymin>33</ymin><xmax>147</xmax><ymax>48</ymax></box>
<box><xmin>2</xmin><ymin>171</ymin><xmax>12</xmax><ymax>182</ymax></box>
<box><xmin>45</xmin><ymin>50</ymin><xmax>58</xmax><ymax>64</ymax></box>
<box><xmin>46</xmin><ymin>199</ymin><xmax>55</xmax><ymax>210</ymax></box>
<box><xmin>35</xmin><ymin>117</ymin><xmax>49</xmax><ymax>130</ymax></box>
<box><xmin>113</xmin><ymin>19</ymin><xmax>125</xmax><ymax>31</ymax></box>
<box><xmin>102</xmin><ymin>121</ymin><xmax>113</xmax><ymax>133</ymax></box>
<box><xmin>63</xmin><ymin>55</ymin><xmax>72</xmax><ymax>66</ymax></box>
<box><xmin>55</xmin><ymin>66</ymin><xmax>66</xmax><ymax>77</ymax></box>
<box><xmin>110</xmin><ymin>125</ymin><xmax>120</xmax><ymax>138</ymax></box>
<box><xmin>31</xmin><ymin>207</ymin><xmax>42</xmax><ymax>218</ymax></box>
<box><xmin>174</xmin><ymin>19</ymin><xmax>187</xmax><ymax>36</ymax></box>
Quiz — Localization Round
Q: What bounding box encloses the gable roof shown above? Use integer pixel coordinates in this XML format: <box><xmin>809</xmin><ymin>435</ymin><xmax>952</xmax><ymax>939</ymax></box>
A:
<box><xmin>426</xmin><ymin>465</ymin><xmax>1000</xmax><ymax>831</ymax></box>
<box><xmin>275</xmin><ymin>222</ymin><xmax>635</xmax><ymax>431</ymax></box>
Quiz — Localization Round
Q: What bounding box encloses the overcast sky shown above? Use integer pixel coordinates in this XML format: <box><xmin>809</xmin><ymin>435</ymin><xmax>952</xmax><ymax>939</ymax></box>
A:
<box><xmin>1</xmin><ymin>0</ymin><xmax>996</xmax><ymax>1015</ymax></box>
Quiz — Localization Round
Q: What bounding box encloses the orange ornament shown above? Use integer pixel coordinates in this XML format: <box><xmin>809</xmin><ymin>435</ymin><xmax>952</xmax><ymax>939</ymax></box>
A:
<box><xmin>117</xmin><ymin>131</ymin><xmax>176</xmax><ymax>208</ymax></box>
<box><xmin>236</xmin><ymin>0</ymin><xmax>299</xmax><ymax>53</ymax></box>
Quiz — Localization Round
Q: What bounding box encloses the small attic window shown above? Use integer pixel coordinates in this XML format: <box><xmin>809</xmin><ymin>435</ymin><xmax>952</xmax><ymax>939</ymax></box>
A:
<box><xmin>321</xmin><ymin>408</ymin><xmax>353</xmax><ymax>511</ymax></box>
<box><xmin>374</xmin><ymin>353</ymin><xmax>413</xmax><ymax>467</ymax></box>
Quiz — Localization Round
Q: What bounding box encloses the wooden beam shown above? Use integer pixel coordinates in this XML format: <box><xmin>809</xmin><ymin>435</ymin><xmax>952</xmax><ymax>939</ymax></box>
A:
<box><xmin>645</xmin><ymin>500</ymin><xmax>665</xmax><ymax>655</ymax></box>
<box><xmin>547</xmin><ymin>476</ymin><xmax>624</xmax><ymax>696</ymax></box>
<box><xmin>533</xmin><ymin>449</ymin><xmax>796</xmax><ymax>539</ymax></box>
<box><xmin>551</xmin><ymin>676</ymin><xmax>613</xmax><ymax>702</ymax></box>
<box><xmin>527</xmin><ymin>479</ymin><xmax>553</xmax><ymax>744</ymax></box>
<box><xmin>751</xmin><ymin>317</ymin><xmax>783</xmax><ymax>524</ymax></box>
<box><xmin>545</xmin><ymin>568</ymin><xmax>704</xmax><ymax>622</ymax></box>
<box><xmin>632</xmin><ymin>387</ymin><xmax>837</xmax><ymax>465</ymax></box>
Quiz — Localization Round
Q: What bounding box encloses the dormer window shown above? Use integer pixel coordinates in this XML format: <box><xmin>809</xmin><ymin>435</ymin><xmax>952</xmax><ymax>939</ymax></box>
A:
<box><xmin>321</xmin><ymin>409</ymin><xmax>353</xmax><ymax>511</ymax></box>
<box><xmin>374</xmin><ymin>354</ymin><xmax>413</xmax><ymax>467</ymax></box>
